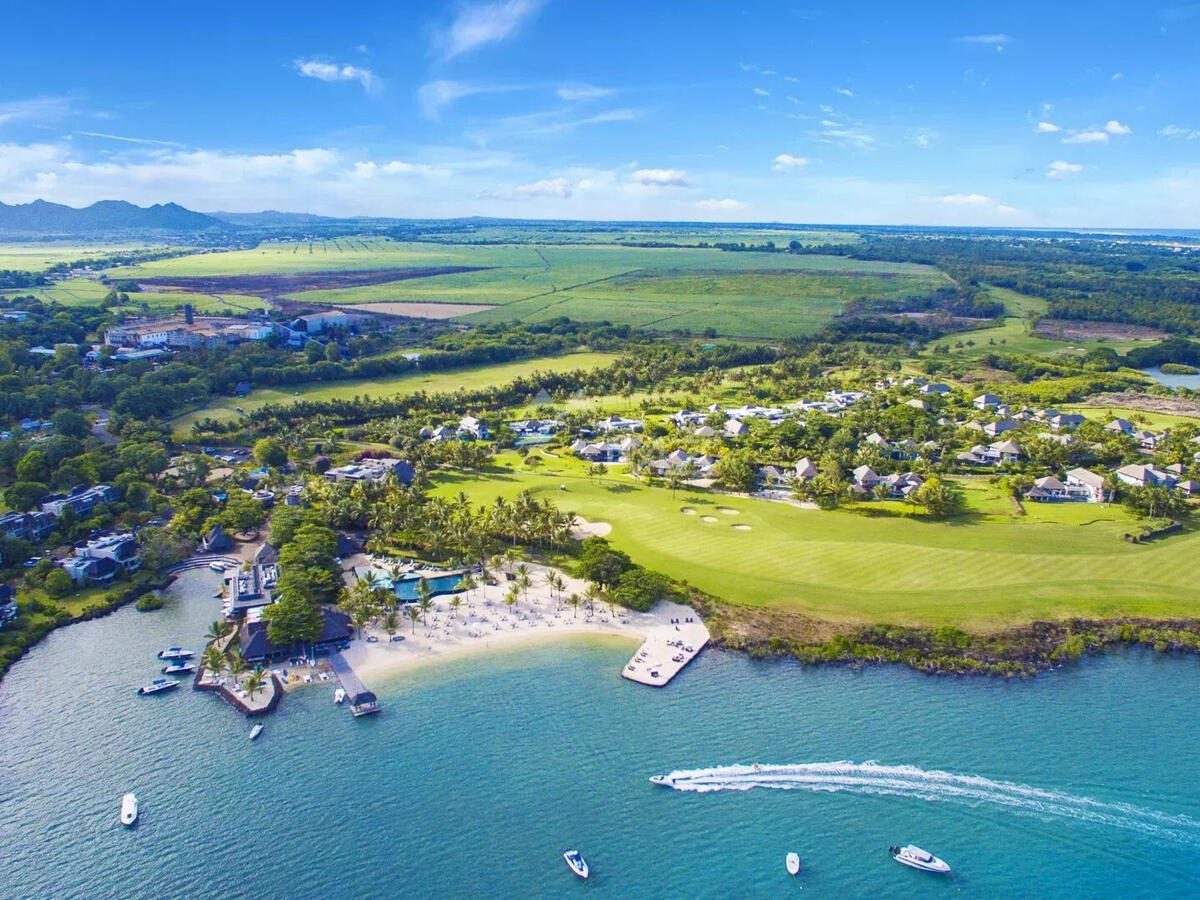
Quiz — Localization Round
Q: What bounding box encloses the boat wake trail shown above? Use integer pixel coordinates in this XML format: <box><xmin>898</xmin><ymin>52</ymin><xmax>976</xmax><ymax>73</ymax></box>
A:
<box><xmin>654</xmin><ymin>761</ymin><xmax>1200</xmax><ymax>846</ymax></box>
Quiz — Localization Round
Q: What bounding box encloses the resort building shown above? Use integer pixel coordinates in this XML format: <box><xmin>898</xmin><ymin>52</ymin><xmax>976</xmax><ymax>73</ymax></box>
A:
<box><xmin>1065</xmin><ymin>468</ymin><xmax>1110</xmax><ymax>503</ymax></box>
<box><xmin>238</xmin><ymin>607</ymin><xmax>353</xmax><ymax>661</ymax></box>
<box><xmin>646</xmin><ymin>451</ymin><xmax>717</xmax><ymax>478</ymax></box>
<box><xmin>0</xmin><ymin>510</ymin><xmax>56</xmax><ymax>542</ymax></box>
<box><xmin>39</xmin><ymin>484</ymin><xmax>119</xmax><ymax>518</ymax></box>
<box><xmin>61</xmin><ymin>532</ymin><xmax>139</xmax><ymax>585</ymax></box>
<box><xmin>957</xmin><ymin>439</ymin><xmax>1023</xmax><ymax>466</ymax></box>
<box><xmin>594</xmin><ymin>415</ymin><xmax>643</xmax><ymax>434</ymax></box>
<box><xmin>323</xmin><ymin>457</ymin><xmax>415</xmax><ymax>486</ymax></box>
<box><xmin>105</xmin><ymin>315</ymin><xmax>276</xmax><ymax>349</ymax></box>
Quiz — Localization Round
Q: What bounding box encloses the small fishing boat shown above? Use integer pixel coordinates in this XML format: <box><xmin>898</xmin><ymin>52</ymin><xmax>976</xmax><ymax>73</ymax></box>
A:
<box><xmin>333</xmin><ymin>688</ymin><xmax>346</xmax><ymax>704</ymax></box>
<box><xmin>891</xmin><ymin>844</ymin><xmax>951</xmax><ymax>874</ymax></box>
<box><xmin>208</xmin><ymin>561</ymin><xmax>226</xmax><ymax>572</ymax></box>
<box><xmin>120</xmin><ymin>793</ymin><xmax>138</xmax><ymax>826</ymax></box>
<box><xmin>161</xmin><ymin>662</ymin><xmax>196</xmax><ymax>675</ymax></box>
<box><xmin>786</xmin><ymin>852</ymin><xmax>801</xmax><ymax>876</ymax></box>
<box><xmin>248</xmin><ymin>723</ymin><xmax>264</xmax><ymax>740</ymax></box>
<box><xmin>156</xmin><ymin>647</ymin><xmax>194</xmax><ymax>660</ymax></box>
<box><xmin>563</xmin><ymin>849</ymin><xmax>589</xmax><ymax>880</ymax></box>
<box><xmin>137</xmin><ymin>678</ymin><xmax>179</xmax><ymax>695</ymax></box>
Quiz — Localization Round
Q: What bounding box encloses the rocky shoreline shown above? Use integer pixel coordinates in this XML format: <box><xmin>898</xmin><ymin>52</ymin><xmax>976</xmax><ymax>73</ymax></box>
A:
<box><xmin>690</xmin><ymin>593</ymin><xmax>1200</xmax><ymax>677</ymax></box>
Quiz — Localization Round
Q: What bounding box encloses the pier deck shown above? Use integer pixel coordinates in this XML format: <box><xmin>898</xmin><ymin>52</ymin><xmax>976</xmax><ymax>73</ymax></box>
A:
<box><xmin>621</xmin><ymin>616</ymin><xmax>709</xmax><ymax>687</ymax></box>
<box><xmin>329</xmin><ymin>651</ymin><xmax>382</xmax><ymax>716</ymax></box>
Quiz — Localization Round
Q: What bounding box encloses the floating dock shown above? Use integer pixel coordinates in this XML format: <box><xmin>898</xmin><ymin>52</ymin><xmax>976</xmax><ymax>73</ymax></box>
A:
<box><xmin>328</xmin><ymin>652</ymin><xmax>381</xmax><ymax>716</ymax></box>
<box><xmin>621</xmin><ymin>617</ymin><xmax>709</xmax><ymax>687</ymax></box>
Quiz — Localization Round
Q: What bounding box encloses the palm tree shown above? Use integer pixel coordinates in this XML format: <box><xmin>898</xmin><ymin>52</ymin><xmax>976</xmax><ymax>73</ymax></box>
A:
<box><xmin>204</xmin><ymin>620</ymin><xmax>231</xmax><ymax>644</ymax></box>
<box><xmin>244</xmin><ymin>667</ymin><xmax>266</xmax><ymax>700</ymax></box>
<box><xmin>568</xmin><ymin>593</ymin><xmax>581</xmax><ymax>620</ymax></box>
<box><xmin>584</xmin><ymin>582</ymin><xmax>603</xmax><ymax>616</ymax></box>
<box><xmin>382</xmin><ymin>608</ymin><xmax>399</xmax><ymax>641</ymax></box>
<box><xmin>516</xmin><ymin>563</ymin><xmax>531</xmax><ymax>603</ymax></box>
<box><xmin>405</xmin><ymin>605</ymin><xmax>421</xmax><ymax>634</ymax></box>
<box><xmin>450</xmin><ymin>595</ymin><xmax>462</xmax><ymax>618</ymax></box>
<box><xmin>415</xmin><ymin>577</ymin><xmax>433</xmax><ymax>623</ymax></box>
<box><xmin>202</xmin><ymin>645</ymin><xmax>225</xmax><ymax>678</ymax></box>
<box><xmin>226</xmin><ymin>647</ymin><xmax>248</xmax><ymax>686</ymax></box>
<box><xmin>504</xmin><ymin>584</ymin><xmax>519</xmax><ymax>616</ymax></box>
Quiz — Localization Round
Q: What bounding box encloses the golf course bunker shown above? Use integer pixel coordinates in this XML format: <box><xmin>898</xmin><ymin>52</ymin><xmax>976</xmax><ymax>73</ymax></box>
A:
<box><xmin>732</xmin><ymin>523</ymin><xmax>752</xmax><ymax>531</ymax></box>
<box><xmin>700</xmin><ymin>515</ymin><xmax>719</xmax><ymax>523</ymax></box>
<box><xmin>680</xmin><ymin>507</ymin><xmax>697</xmax><ymax>515</ymax></box>
<box><xmin>717</xmin><ymin>507</ymin><xmax>739</xmax><ymax>515</ymax></box>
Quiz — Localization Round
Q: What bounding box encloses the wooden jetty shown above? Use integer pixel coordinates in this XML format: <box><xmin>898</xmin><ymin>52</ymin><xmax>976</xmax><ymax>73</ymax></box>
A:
<box><xmin>328</xmin><ymin>651</ymin><xmax>381</xmax><ymax>717</ymax></box>
<box><xmin>621</xmin><ymin>616</ymin><xmax>709</xmax><ymax>687</ymax></box>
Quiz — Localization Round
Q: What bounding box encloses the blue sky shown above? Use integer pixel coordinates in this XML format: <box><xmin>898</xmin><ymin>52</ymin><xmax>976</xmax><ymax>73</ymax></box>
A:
<box><xmin>1</xmin><ymin>0</ymin><xmax>1198</xmax><ymax>226</ymax></box>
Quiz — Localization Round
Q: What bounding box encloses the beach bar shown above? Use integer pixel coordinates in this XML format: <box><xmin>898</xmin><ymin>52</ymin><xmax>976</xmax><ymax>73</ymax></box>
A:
<box><xmin>329</xmin><ymin>651</ymin><xmax>382</xmax><ymax>716</ymax></box>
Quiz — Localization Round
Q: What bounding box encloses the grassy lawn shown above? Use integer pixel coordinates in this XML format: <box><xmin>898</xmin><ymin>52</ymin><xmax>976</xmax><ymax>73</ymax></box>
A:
<box><xmin>1060</xmin><ymin>404</ymin><xmax>1200</xmax><ymax>429</ymax></box>
<box><xmin>433</xmin><ymin>457</ymin><xmax>1198</xmax><ymax>630</ymax></box>
<box><xmin>172</xmin><ymin>350</ymin><xmax>621</xmax><ymax>435</ymax></box>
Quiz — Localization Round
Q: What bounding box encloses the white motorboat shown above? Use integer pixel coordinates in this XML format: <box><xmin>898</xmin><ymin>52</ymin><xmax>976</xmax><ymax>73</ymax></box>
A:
<box><xmin>161</xmin><ymin>662</ymin><xmax>196</xmax><ymax>675</ymax></box>
<box><xmin>137</xmin><ymin>678</ymin><xmax>179</xmax><ymax>695</ymax></box>
<box><xmin>785</xmin><ymin>852</ymin><xmax>801</xmax><ymax>876</ymax></box>
<box><xmin>208</xmin><ymin>562</ymin><xmax>226</xmax><ymax>572</ymax></box>
<box><xmin>120</xmin><ymin>793</ymin><xmax>138</xmax><ymax>826</ymax></box>
<box><xmin>248</xmin><ymin>723</ymin><xmax>264</xmax><ymax>740</ymax></box>
<box><xmin>157</xmin><ymin>647</ymin><xmax>194</xmax><ymax>660</ymax></box>
<box><xmin>563</xmin><ymin>849</ymin><xmax>589</xmax><ymax>880</ymax></box>
<box><xmin>649</xmin><ymin>774</ymin><xmax>675</xmax><ymax>787</ymax></box>
<box><xmin>333</xmin><ymin>688</ymin><xmax>346</xmax><ymax>704</ymax></box>
<box><xmin>891</xmin><ymin>844</ymin><xmax>951</xmax><ymax>874</ymax></box>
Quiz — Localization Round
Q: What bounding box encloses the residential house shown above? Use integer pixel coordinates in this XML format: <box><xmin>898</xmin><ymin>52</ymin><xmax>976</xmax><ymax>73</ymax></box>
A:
<box><xmin>1025</xmin><ymin>475</ymin><xmax>1071</xmax><ymax>502</ymax></box>
<box><xmin>973</xmin><ymin>393</ymin><xmax>1001</xmax><ymax>410</ymax></box>
<box><xmin>1115</xmin><ymin>464</ymin><xmax>1178</xmax><ymax>489</ymax></box>
<box><xmin>905</xmin><ymin>398</ymin><xmax>929</xmax><ymax>411</ymax></box>
<box><xmin>1104</xmin><ymin>418</ymin><xmax>1136</xmax><ymax>436</ymax></box>
<box><xmin>594</xmin><ymin>415</ymin><xmax>643</xmax><ymax>434</ymax></box>
<box><xmin>1065</xmin><ymin>468</ymin><xmax>1110</xmax><ymax>503</ymax></box>
<box><xmin>957</xmin><ymin>439</ymin><xmax>1023</xmax><ymax>466</ymax></box>
<box><xmin>920</xmin><ymin>383</ymin><xmax>952</xmax><ymax>395</ymax></box>
<box><xmin>1049</xmin><ymin>413</ymin><xmax>1086</xmax><ymax>431</ymax></box>
<box><xmin>0</xmin><ymin>511</ymin><xmax>55</xmax><ymax>542</ymax></box>
<box><xmin>40</xmin><ymin>484</ymin><xmax>119</xmax><ymax>518</ymax></box>
<box><xmin>723</xmin><ymin>419</ymin><xmax>749</xmax><ymax>438</ymax></box>
<box><xmin>757</xmin><ymin>465</ymin><xmax>792</xmax><ymax>489</ymax></box>
<box><xmin>876</xmin><ymin>471</ymin><xmax>924</xmax><ymax>498</ymax></box>
<box><xmin>793</xmin><ymin>457</ymin><xmax>818</xmax><ymax>482</ymax></box>
<box><xmin>694</xmin><ymin>425</ymin><xmax>717</xmax><ymax>438</ymax></box>
<box><xmin>457</xmin><ymin>415</ymin><xmax>489</xmax><ymax>440</ymax></box>
<box><xmin>323</xmin><ymin>457</ymin><xmax>415</xmax><ymax>486</ymax></box>
<box><xmin>983</xmin><ymin>419</ymin><xmax>1020</xmax><ymax>438</ymax></box>
<box><xmin>648</xmin><ymin>451</ymin><xmax>716</xmax><ymax>479</ymax></box>
<box><xmin>202</xmin><ymin>525</ymin><xmax>233</xmax><ymax>552</ymax></box>
<box><xmin>671</xmin><ymin>409</ymin><xmax>708</xmax><ymax>428</ymax></box>
<box><xmin>852</xmin><ymin>465</ymin><xmax>881</xmax><ymax>488</ymax></box>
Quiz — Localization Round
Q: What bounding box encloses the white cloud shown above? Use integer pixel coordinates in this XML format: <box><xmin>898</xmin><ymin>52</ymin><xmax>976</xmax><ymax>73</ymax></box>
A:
<box><xmin>351</xmin><ymin>160</ymin><xmax>453</xmax><ymax>179</ymax></box>
<box><xmin>834</xmin><ymin>87</ymin><xmax>854</xmax><ymax>97</ymax></box>
<box><xmin>1063</xmin><ymin>130</ymin><xmax>1109</xmax><ymax>144</ymax></box>
<box><xmin>555</xmin><ymin>84</ymin><xmax>614</xmax><ymax>101</ymax></box>
<box><xmin>960</xmin><ymin>33</ymin><xmax>1011</xmax><ymax>44</ymax></box>
<box><xmin>417</xmin><ymin>80</ymin><xmax>524</xmax><ymax>118</ymax></box>
<box><xmin>787</xmin><ymin>96</ymin><xmax>802</xmax><ymax>104</ymax></box>
<box><xmin>814</xmin><ymin>127</ymin><xmax>875</xmax><ymax>149</ymax></box>
<box><xmin>0</xmin><ymin>96</ymin><xmax>72</xmax><ymax>127</ymax></box>
<box><xmin>515</xmin><ymin>177</ymin><xmax>571</xmax><ymax>198</ymax></box>
<box><xmin>1047</xmin><ymin>160</ymin><xmax>1083</xmax><ymax>178</ymax></box>
<box><xmin>1104</xmin><ymin>119</ymin><xmax>1132</xmax><ymax>134</ymax></box>
<box><xmin>772</xmin><ymin>153</ymin><xmax>809</xmax><ymax>171</ymax></box>
<box><xmin>695</xmin><ymin>198</ymin><xmax>746</xmax><ymax>211</ymax></box>
<box><xmin>294</xmin><ymin>59</ymin><xmax>379</xmax><ymax>93</ymax></box>
<box><xmin>753</xmin><ymin>88</ymin><xmax>770</xmax><ymax>96</ymax></box>
<box><xmin>1035</xmin><ymin>121</ymin><xmax>1061</xmax><ymax>133</ymax></box>
<box><xmin>1112</xmin><ymin>72</ymin><xmax>1124</xmax><ymax>80</ymax></box>
<box><xmin>436</xmin><ymin>0</ymin><xmax>545</xmax><ymax>60</ymax></box>
<box><xmin>940</xmin><ymin>193</ymin><xmax>994</xmax><ymax>207</ymax></box>
<box><xmin>1160</xmin><ymin>124</ymin><xmax>1200</xmax><ymax>139</ymax></box>
<box><xmin>630</xmin><ymin>168</ymin><xmax>689</xmax><ymax>187</ymax></box>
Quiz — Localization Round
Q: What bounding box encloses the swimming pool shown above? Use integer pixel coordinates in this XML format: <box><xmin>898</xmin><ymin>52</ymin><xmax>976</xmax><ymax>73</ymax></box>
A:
<box><xmin>386</xmin><ymin>573</ymin><xmax>466</xmax><ymax>601</ymax></box>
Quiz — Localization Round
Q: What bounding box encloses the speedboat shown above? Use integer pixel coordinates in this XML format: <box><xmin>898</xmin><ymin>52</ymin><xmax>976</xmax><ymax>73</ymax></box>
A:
<box><xmin>249</xmin><ymin>723</ymin><xmax>264</xmax><ymax>740</ymax></box>
<box><xmin>563</xmin><ymin>849</ymin><xmax>589</xmax><ymax>880</ymax></box>
<box><xmin>786</xmin><ymin>852</ymin><xmax>801</xmax><ymax>876</ymax></box>
<box><xmin>649</xmin><ymin>774</ymin><xmax>675</xmax><ymax>787</ymax></box>
<box><xmin>157</xmin><ymin>647</ymin><xmax>194</xmax><ymax>660</ymax></box>
<box><xmin>120</xmin><ymin>793</ymin><xmax>138</xmax><ymax>826</ymax></box>
<box><xmin>891</xmin><ymin>844</ymin><xmax>951</xmax><ymax>874</ymax></box>
<box><xmin>161</xmin><ymin>662</ymin><xmax>195</xmax><ymax>675</ymax></box>
<box><xmin>209</xmin><ymin>561</ymin><xmax>226</xmax><ymax>572</ymax></box>
<box><xmin>333</xmin><ymin>688</ymin><xmax>346</xmax><ymax>704</ymax></box>
<box><xmin>138</xmin><ymin>678</ymin><xmax>179</xmax><ymax>695</ymax></box>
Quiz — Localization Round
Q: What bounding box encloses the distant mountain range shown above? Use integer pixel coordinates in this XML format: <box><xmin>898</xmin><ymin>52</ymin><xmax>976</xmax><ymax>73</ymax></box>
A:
<box><xmin>0</xmin><ymin>199</ymin><xmax>228</xmax><ymax>235</ymax></box>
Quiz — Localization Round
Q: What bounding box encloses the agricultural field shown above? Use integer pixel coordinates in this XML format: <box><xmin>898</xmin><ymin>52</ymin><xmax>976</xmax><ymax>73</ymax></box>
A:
<box><xmin>113</xmin><ymin>238</ymin><xmax>952</xmax><ymax>339</ymax></box>
<box><xmin>0</xmin><ymin>242</ymin><xmax>165</xmax><ymax>272</ymax></box>
<box><xmin>410</xmin><ymin>226</ymin><xmax>861</xmax><ymax>247</ymax></box>
<box><xmin>0</xmin><ymin>278</ymin><xmax>269</xmax><ymax>313</ymax></box>
<box><xmin>171</xmin><ymin>350</ymin><xmax>620</xmax><ymax>437</ymax></box>
<box><xmin>435</xmin><ymin>459</ymin><xmax>1193</xmax><ymax>630</ymax></box>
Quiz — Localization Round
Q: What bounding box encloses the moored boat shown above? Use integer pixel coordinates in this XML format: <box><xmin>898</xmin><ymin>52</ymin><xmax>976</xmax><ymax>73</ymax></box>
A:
<box><xmin>161</xmin><ymin>662</ymin><xmax>196</xmax><ymax>675</ymax></box>
<box><xmin>120</xmin><ymin>793</ymin><xmax>138</xmax><ymax>826</ymax></box>
<box><xmin>249</xmin><ymin>722</ymin><xmax>263</xmax><ymax>740</ymax></box>
<box><xmin>563</xmin><ymin>849</ymin><xmax>589</xmax><ymax>880</ymax></box>
<box><xmin>137</xmin><ymin>678</ymin><xmax>179</xmax><ymax>695</ymax></box>
<box><xmin>333</xmin><ymin>688</ymin><xmax>346</xmax><ymax>704</ymax></box>
<box><xmin>891</xmin><ymin>844</ymin><xmax>951</xmax><ymax>874</ymax></box>
<box><xmin>208</xmin><ymin>562</ymin><xmax>226</xmax><ymax>572</ymax></box>
<box><xmin>156</xmin><ymin>647</ymin><xmax>193</xmax><ymax>660</ymax></box>
<box><xmin>786</xmin><ymin>852</ymin><xmax>801</xmax><ymax>876</ymax></box>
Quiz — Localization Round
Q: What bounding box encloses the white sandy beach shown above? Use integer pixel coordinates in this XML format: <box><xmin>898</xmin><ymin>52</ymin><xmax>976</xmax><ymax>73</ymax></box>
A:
<box><xmin>340</xmin><ymin>561</ymin><xmax>698</xmax><ymax>683</ymax></box>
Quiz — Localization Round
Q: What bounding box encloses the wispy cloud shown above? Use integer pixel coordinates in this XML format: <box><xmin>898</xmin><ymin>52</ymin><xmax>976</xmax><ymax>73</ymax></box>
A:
<box><xmin>351</xmin><ymin>160</ymin><xmax>453</xmax><ymax>178</ymax></box>
<box><xmin>418</xmin><ymin>80</ymin><xmax>522</xmax><ymax>118</ymax></box>
<box><xmin>695</xmin><ymin>198</ymin><xmax>746</xmax><ymax>211</ymax></box>
<box><xmin>0</xmin><ymin>96</ymin><xmax>72</xmax><ymax>127</ymax></box>
<box><xmin>960</xmin><ymin>33</ymin><xmax>1011</xmax><ymax>44</ymax></box>
<box><xmin>294</xmin><ymin>59</ymin><xmax>380</xmax><ymax>93</ymax></box>
<box><xmin>940</xmin><ymin>192</ymin><xmax>1018</xmax><ymax>213</ymax></box>
<box><xmin>772</xmin><ymin>153</ymin><xmax>809</xmax><ymax>171</ymax></box>
<box><xmin>834</xmin><ymin>87</ymin><xmax>854</xmax><ymax>97</ymax></box>
<box><xmin>1035</xmin><ymin>121</ymin><xmax>1061</xmax><ymax>133</ymax></box>
<box><xmin>813</xmin><ymin>126</ymin><xmax>875</xmax><ymax>149</ymax></box>
<box><xmin>753</xmin><ymin>87</ymin><xmax>770</xmax><ymax>96</ymax></box>
<box><xmin>630</xmin><ymin>168</ymin><xmax>689</xmax><ymax>187</ymax></box>
<box><xmin>436</xmin><ymin>0</ymin><xmax>546</xmax><ymax>60</ymax></box>
<box><xmin>73</xmin><ymin>131</ymin><xmax>183</xmax><ymax>147</ymax></box>
<box><xmin>555</xmin><ymin>84</ymin><xmax>614</xmax><ymax>101</ymax></box>
<box><xmin>1160</xmin><ymin>124</ymin><xmax>1200</xmax><ymax>139</ymax></box>
<box><xmin>1047</xmin><ymin>160</ymin><xmax>1083</xmax><ymax>178</ymax></box>
<box><xmin>1063</xmin><ymin>129</ymin><xmax>1109</xmax><ymax>144</ymax></box>
<box><xmin>515</xmin><ymin>176</ymin><xmax>571</xmax><ymax>197</ymax></box>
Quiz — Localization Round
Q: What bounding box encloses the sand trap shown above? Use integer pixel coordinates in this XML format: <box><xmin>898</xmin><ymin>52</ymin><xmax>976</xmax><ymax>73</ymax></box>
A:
<box><xmin>680</xmin><ymin>507</ymin><xmax>697</xmax><ymax>515</ymax></box>
<box><xmin>570</xmin><ymin>517</ymin><xmax>612</xmax><ymax>539</ymax></box>
<box><xmin>700</xmin><ymin>516</ymin><xmax>718</xmax><ymax>523</ymax></box>
<box><xmin>717</xmin><ymin>507</ymin><xmax>739</xmax><ymax>515</ymax></box>
<box><xmin>732</xmin><ymin>523</ymin><xmax>752</xmax><ymax>531</ymax></box>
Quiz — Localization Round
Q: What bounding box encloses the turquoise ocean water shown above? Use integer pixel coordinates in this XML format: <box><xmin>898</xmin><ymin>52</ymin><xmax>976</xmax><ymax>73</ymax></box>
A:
<box><xmin>2</xmin><ymin>568</ymin><xmax>1199</xmax><ymax>898</ymax></box>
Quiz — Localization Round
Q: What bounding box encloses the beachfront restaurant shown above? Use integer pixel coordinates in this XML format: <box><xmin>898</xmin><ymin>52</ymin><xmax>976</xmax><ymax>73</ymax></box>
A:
<box><xmin>238</xmin><ymin>608</ymin><xmax>353</xmax><ymax>662</ymax></box>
